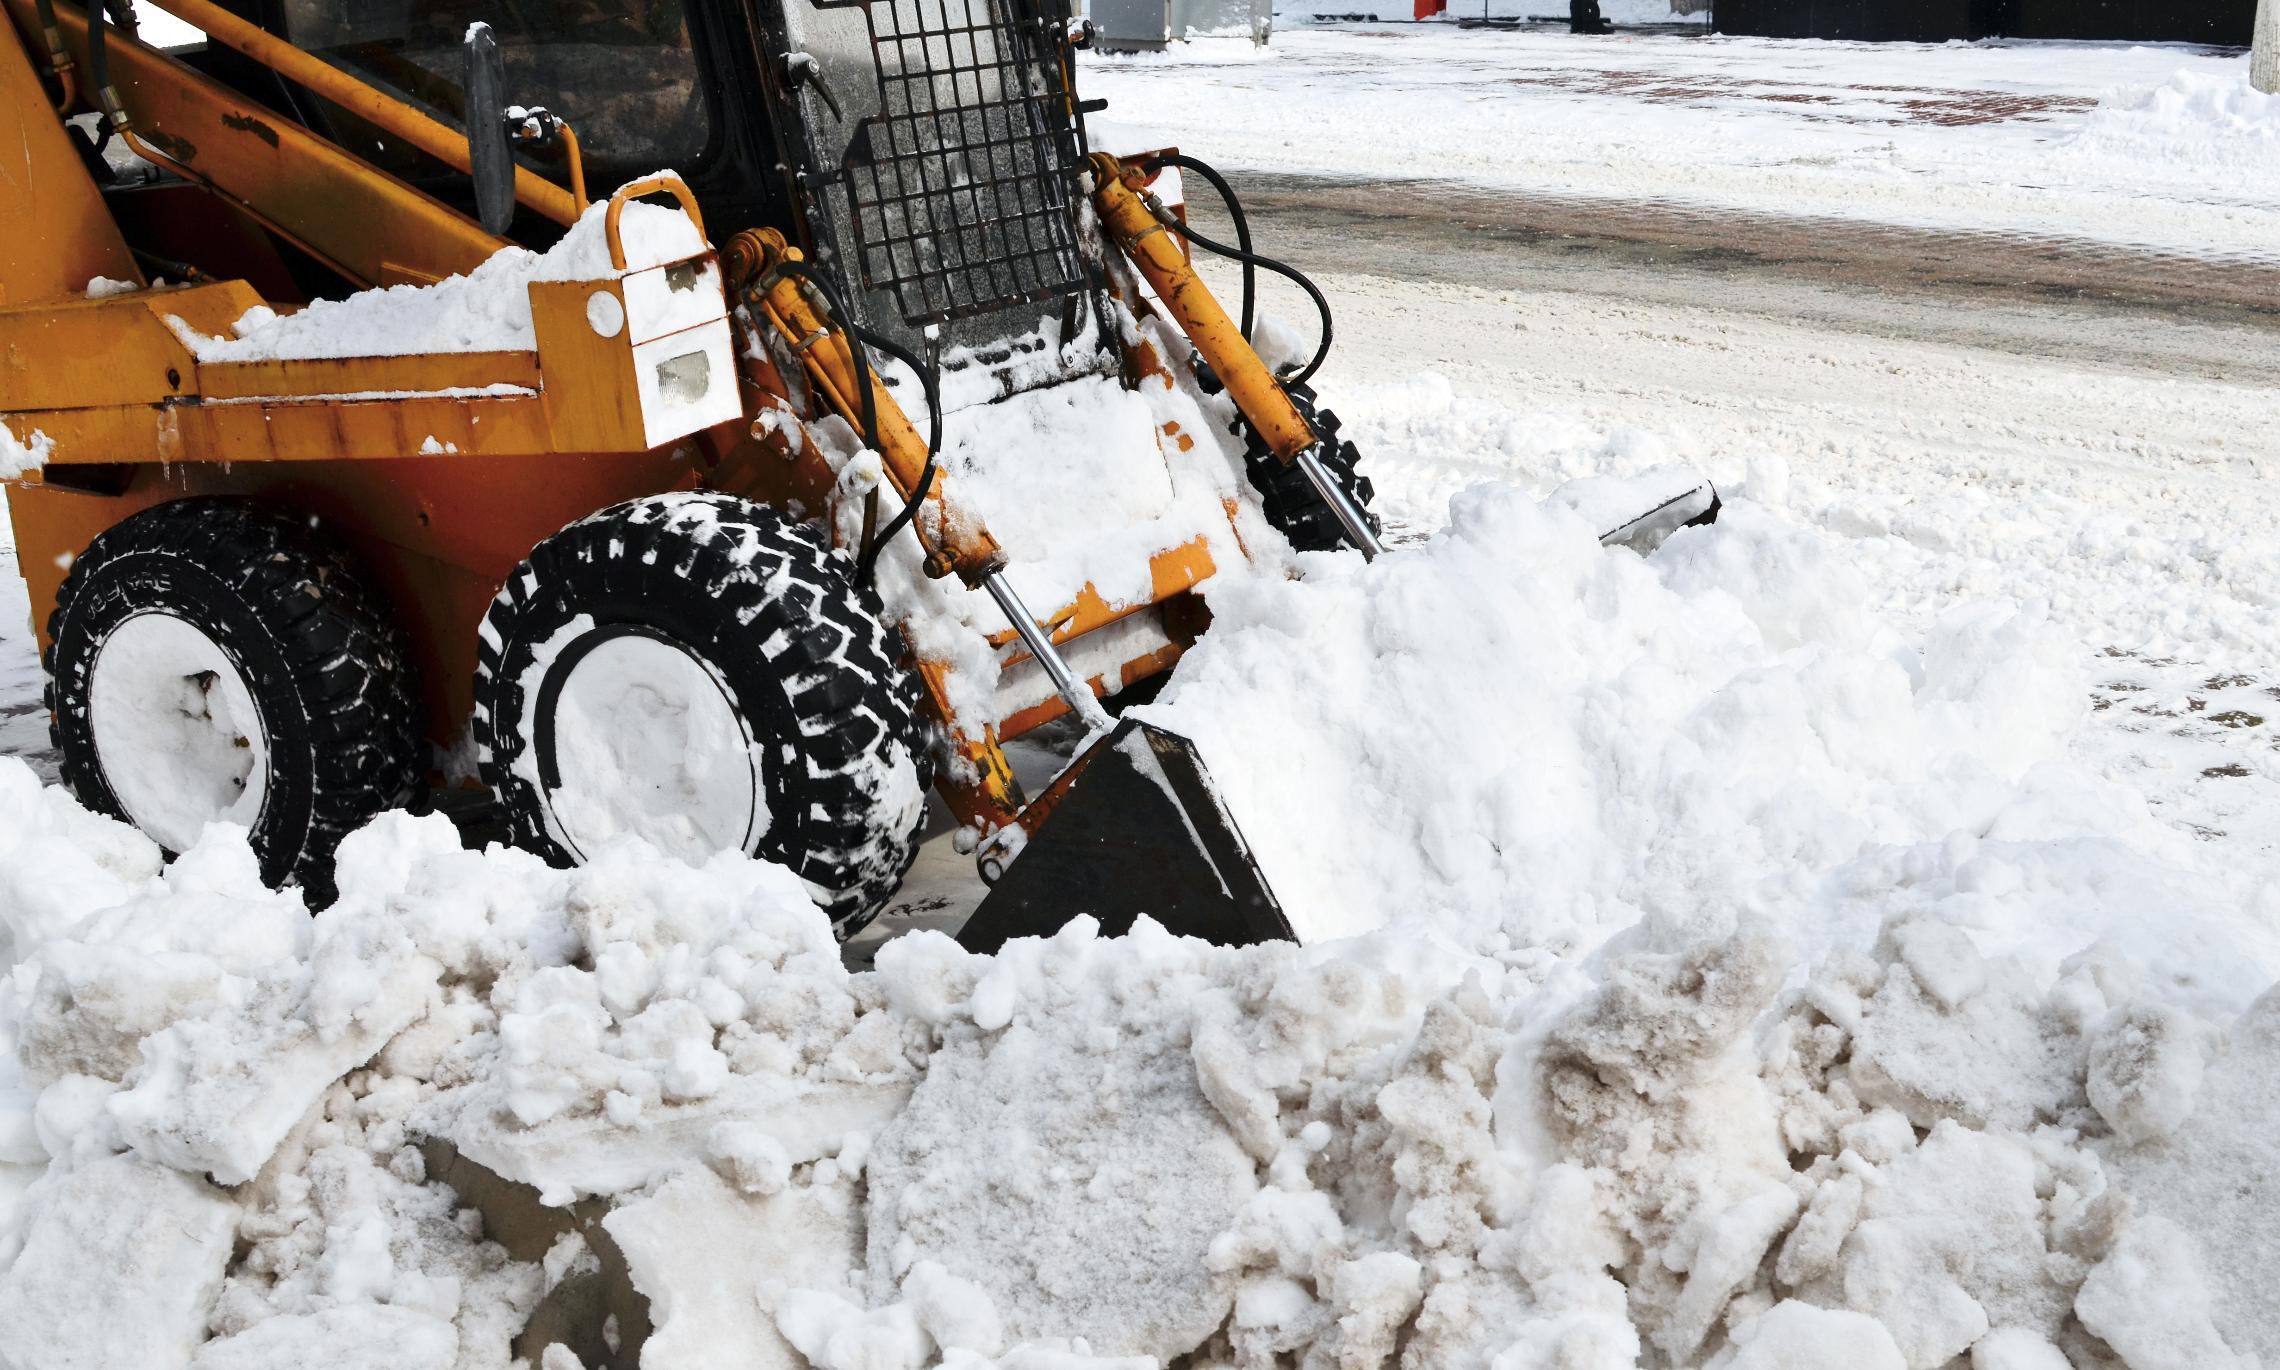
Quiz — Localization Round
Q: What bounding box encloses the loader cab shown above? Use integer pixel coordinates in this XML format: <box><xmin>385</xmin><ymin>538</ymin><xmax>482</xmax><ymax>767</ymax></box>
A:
<box><xmin>231</xmin><ymin>0</ymin><xmax>779</xmax><ymax>239</ymax></box>
<box><xmin>210</xmin><ymin>0</ymin><xmax>1109</xmax><ymax>390</ymax></box>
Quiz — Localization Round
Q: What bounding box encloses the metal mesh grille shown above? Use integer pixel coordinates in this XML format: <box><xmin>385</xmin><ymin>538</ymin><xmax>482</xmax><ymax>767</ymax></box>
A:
<box><xmin>840</xmin><ymin>0</ymin><xmax>1089</xmax><ymax>327</ymax></box>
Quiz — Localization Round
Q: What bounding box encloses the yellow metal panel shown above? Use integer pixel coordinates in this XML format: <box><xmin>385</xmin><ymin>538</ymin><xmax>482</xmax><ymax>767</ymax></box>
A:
<box><xmin>529</xmin><ymin>280</ymin><xmax>648</xmax><ymax>453</ymax></box>
<box><xmin>197</xmin><ymin>350</ymin><xmax>542</xmax><ymax>401</ymax></box>
<box><xmin>9</xmin><ymin>391</ymin><xmax>555</xmax><ymax>465</ymax></box>
<box><xmin>0</xmin><ymin>281</ymin><xmax>259</xmax><ymax>411</ymax></box>
<box><xmin>982</xmin><ymin>535</ymin><xmax>1218</xmax><ymax>655</ymax></box>
<box><xmin>0</xmin><ymin>12</ymin><xmax>140</xmax><ymax>306</ymax></box>
<box><xmin>196</xmin><ymin>394</ymin><xmax>555</xmax><ymax>462</ymax></box>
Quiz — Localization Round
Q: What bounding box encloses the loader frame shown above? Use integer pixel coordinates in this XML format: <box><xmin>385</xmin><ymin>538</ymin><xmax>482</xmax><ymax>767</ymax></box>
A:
<box><xmin>0</xmin><ymin>0</ymin><xmax>1331</xmax><ymax>859</ymax></box>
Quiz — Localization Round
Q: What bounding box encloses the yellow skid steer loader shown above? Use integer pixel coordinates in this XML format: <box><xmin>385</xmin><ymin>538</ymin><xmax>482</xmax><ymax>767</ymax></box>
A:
<box><xmin>0</xmin><ymin>0</ymin><xmax>1714</xmax><ymax>942</ymax></box>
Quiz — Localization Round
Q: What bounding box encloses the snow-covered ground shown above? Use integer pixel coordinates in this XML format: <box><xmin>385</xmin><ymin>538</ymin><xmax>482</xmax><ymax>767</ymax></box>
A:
<box><xmin>4</xmin><ymin>28</ymin><xmax>2280</xmax><ymax>1370</ymax></box>
<box><xmin>1085</xmin><ymin>30</ymin><xmax>2280</xmax><ymax>263</ymax></box>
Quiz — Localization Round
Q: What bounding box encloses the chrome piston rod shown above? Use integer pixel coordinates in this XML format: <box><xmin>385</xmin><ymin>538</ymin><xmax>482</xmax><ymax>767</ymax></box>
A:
<box><xmin>984</xmin><ymin>571</ymin><xmax>1113</xmax><ymax>733</ymax></box>
<box><xmin>1293</xmin><ymin>445</ymin><xmax>1385</xmax><ymax>561</ymax></box>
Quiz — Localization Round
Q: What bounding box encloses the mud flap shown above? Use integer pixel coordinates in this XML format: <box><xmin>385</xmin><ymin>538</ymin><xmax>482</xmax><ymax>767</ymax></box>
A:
<box><xmin>958</xmin><ymin>719</ymin><xmax>1296</xmax><ymax>953</ymax></box>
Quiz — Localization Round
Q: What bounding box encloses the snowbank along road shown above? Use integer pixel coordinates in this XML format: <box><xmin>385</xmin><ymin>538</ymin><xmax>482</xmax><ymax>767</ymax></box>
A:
<box><xmin>2</xmin><ymin>28</ymin><xmax>2279</xmax><ymax>1370</ymax></box>
<box><xmin>1085</xmin><ymin>29</ymin><xmax>2280</xmax><ymax>263</ymax></box>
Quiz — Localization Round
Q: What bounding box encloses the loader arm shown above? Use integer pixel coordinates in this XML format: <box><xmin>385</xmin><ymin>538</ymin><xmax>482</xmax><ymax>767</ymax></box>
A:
<box><xmin>1089</xmin><ymin>152</ymin><xmax>1386</xmax><ymax>558</ymax></box>
<box><xmin>0</xmin><ymin>5</ymin><xmax>137</xmax><ymax>304</ymax></box>
<box><xmin>2</xmin><ymin>0</ymin><xmax>512</xmax><ymax>288</ymax></box>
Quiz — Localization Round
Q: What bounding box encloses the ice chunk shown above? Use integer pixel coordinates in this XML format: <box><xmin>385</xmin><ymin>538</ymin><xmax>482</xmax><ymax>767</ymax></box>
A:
<box><xmin>1849</xmin><ymin>952</ymin><xmax>2081</xmax><ymax>1131</ymax></box>
<box><xmin>864</xmin><ymin>984</ymin><xmax>1257</xmax><ymax>1360</ymax></box>
<box><xmin>902</xmin><ymin>1261</ymin><xmax>1006</xmax><ymax>1357</ymax></box>
<box><xmin>1660</xmin><ymin>1180</ymin><xmax>1800</xmax><ymax>1361</ymax></box>
<box><xmin>1838</xmin><ymin>1218</ymin><xmax>1988</xmax><ymax>1370</ymax></box>
<box><xmin>2074</xmin><ymin>1216</ymin><xmax>2249</xmax><ymax>1370</ymax></box>
<box><xmin>190</xmin><ymin>1305</ymin><xmax>458</xmax><ymax>1370</ymax></box>
<box><xmin>2102</xmin><ymin>985</ymin><xmax>2280</xmax><ymax>1364</ymax></box>
<box><xmin>1835</xmin><ymin>1124</ymin><xmax>2072</xmax><ymax>1362</ymax></box>
<box><xmin>0</xmin><ymin>1154</ymin><xmax>239</xmax><ymax>1369</ymax></box>
<box><xmin>2086</xmin><ymin>1003</ymin><xmax>2210</xmax><ymax>1146</ymax></box>
<box><xmin>774</xmin><ymin>1288</ymin><xmax>929</xmax><ymax>1370</ymax></box>
<box><xmin>1773</xmin><ymin>1173</ymin><xmax>1860</xmax><ymax>1288</ymax></box>
<box><xmin>710</xmin><ymin>1122</ymin><xmax>794</xmax><ymax>1196</ymax></box>
<box><xmin>1970</xmin><ymin>1328</ymin><xmax>2071</xmax><ymax>1370</ymax></box>
<box><xmin>1891</xmin><ymin>921</ymin><xmax>1986</xmax><ymax>1011</ymax></box>
<box><xmin>109</xmin><ymin>947</ymin><xmax>438</xmax><ymax>1184</ymax></box>
<box><xmin>1706</xmin><ymin>1300</ymin><xmax>1905</xmax><ymax>1370</ymax></box>
<box><xmin>604</xmin><ymin>1164</ymin><xmax>864</xmax><ymax>1370</ymax></box>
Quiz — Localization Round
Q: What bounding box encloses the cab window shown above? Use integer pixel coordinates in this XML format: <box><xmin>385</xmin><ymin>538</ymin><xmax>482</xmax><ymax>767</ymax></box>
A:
<box><xmin>277</xmin><ymin>0</ymin><xmax>713</xmax><ymax>188</ymax></box>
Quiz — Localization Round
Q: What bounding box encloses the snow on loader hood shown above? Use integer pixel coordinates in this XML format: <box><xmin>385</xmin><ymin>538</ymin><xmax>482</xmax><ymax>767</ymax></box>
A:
<box><xmin>0</xmin><ymin>482</ymin><xmax>2275</xmax><ymax>1370</ymax></box>
<box><xmin>172</xmin><ymin>199</ymin><xmax>708</xmax><ymax>363</ymax></box>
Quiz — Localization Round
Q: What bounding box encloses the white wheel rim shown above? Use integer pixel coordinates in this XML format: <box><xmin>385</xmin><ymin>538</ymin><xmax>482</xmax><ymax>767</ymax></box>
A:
<box><xmin>539</xmin><ymin>631</ymin><xmax>766</xmax><ymax>864</ymax></box>
<box><xmin>88</xmin><ymin>611</ymin><xmax>270</xmax><ymax>853</ymax></box>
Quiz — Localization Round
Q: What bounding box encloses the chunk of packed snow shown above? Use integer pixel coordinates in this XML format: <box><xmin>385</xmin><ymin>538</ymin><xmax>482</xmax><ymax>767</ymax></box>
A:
<box><xmin>17</xmin><ymin>834</ymin><xmax>309</xmax><ymax>1084</ymax></box>
<box><xmin>606</xmin><ymin>1164</ymin><xmax>860</xmax><ymax>1370</ymax></box>
<box><xmin>863</xmin><ymin>925</ymin><xmax>1258</xmax><ymax>1360</ymax></box>
<box><xmin>1846</xmin><ymin>930</ymin><xmax>2083</xmax><ymax>1132</ymax></box>
<box><xmin>2073</xmin><ymin>1215</ymin><xmax>2250</xmax><ymax>1370</ymax></box>
<box><xmin>1972</xmin><ymin>1327</ymin><xmax>2074</xmax><ymax>1370</ymax></box>
<box><xmin>190</xmin><ymin>1305</ymin><xmax>458</xmax><ymax>1370</ymax></box>
<box><xmin>1707</xmin><ymin>1300</ymin><xmax>1906</xmax><ymax>1370</ymax></box>
<box><xmin>2084</xmin><ymin>1002</ymin><xmax>2211</xmax><ymax>1145</ymax></box>
<box><xmin>2102</xmin><ymin>985</ymin><xmax>2280</xmax><ymax>1365</ymax></box>
<box><xmin>97</xmin><ymin>830</ymin><xmax>439</xmax><ymax>1184</ymax></box>
<box><xmin>0</xmin><ymin>1153</ymin><xmax>239</xmax><ymax>1369</ymax></box>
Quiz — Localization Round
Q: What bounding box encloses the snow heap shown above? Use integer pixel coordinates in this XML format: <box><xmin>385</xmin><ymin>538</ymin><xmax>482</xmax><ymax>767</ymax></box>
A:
<box><xmin>2059</xmin><ymin>68</ymin><xmax>2280</xmax><ymax>177</ymax></box>
<box><xmin>2</xmin><ymin>482</ymin><xmax>2276</xmax><ymax>1370</ymax></box>
<box><xmin>1139</xmin><ymin>482</ymin><xmax>2274</xmax><ymax>1002</ymax></box>
<box><xmin>177</xmin><ymin>198</ymin><xmax>707</xmax><ymax>364</ymax></box>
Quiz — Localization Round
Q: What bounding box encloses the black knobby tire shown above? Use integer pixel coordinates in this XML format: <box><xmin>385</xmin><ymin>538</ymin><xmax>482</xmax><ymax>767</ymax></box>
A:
<box><xmin>46</xmin><ymin>498</ymin><xmax>423</xmax><ymax>892</ymax></box>
<box><xmin>473</xmin><ymin>493</ymin><xmax>933</xmax><ymax>935</ymax></box>
<box><xmin>1242</xmin><ymin>385</ymin><xmax>1380</xmax><ymax>553</ymax></box>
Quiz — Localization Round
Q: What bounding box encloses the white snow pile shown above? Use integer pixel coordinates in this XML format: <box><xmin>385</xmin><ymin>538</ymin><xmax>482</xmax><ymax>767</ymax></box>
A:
<box><xmin>2059</xmin><ymin>68</ymin><xmax>2280</xmax><ymax>176</ymax></box>
<box><xmin>1140</xmin><ymin>482</ymin><xmax>2275</xmax><ymax>999</ymax></box>
<box><xmin>178</xmin><ymin>197</ymin><xmax>706</xmax><ymax>364</ymax></box>
<box><xmin>2</xmin><ymin>484</ymin><xmax>2277</xmax><ymax>1370</ymax></box>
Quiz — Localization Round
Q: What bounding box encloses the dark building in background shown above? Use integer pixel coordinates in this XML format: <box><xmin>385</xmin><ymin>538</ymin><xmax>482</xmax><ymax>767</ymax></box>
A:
<box><xmin>1711</xmin><ymin>0</ymin><xmax>2254</xmax><ymax>44</ymax></box>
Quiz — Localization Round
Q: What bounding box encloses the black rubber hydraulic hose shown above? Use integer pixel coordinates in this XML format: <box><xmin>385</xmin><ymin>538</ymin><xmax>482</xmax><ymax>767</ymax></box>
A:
<box><xmin>851</xmin><ymin>325</ymin><xmax>941</xmax><ymax>588</ymax></box>
<box><xmin>84</xmin><ymin>0</ymin><xmax>113</xmax><ymax>117</ymax></box>
<box><xmin>1141</xmin><ymin>152</ymin><xmax>1255</xmax><ymax>342</ymax></box>
<box><xmin>1140</xmin><ymin>174</ymin><xmax>1336</xmax><ymax>389</ymax></box>
<box><xmin>754</xmin><ymin>262</ymin><xmax>938</xmax><ymax>588</ymax></box>
<box><xmin>32</xmin><ymin>0</ymin><xmax>74</xmax><ymax>108</ymax></box>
